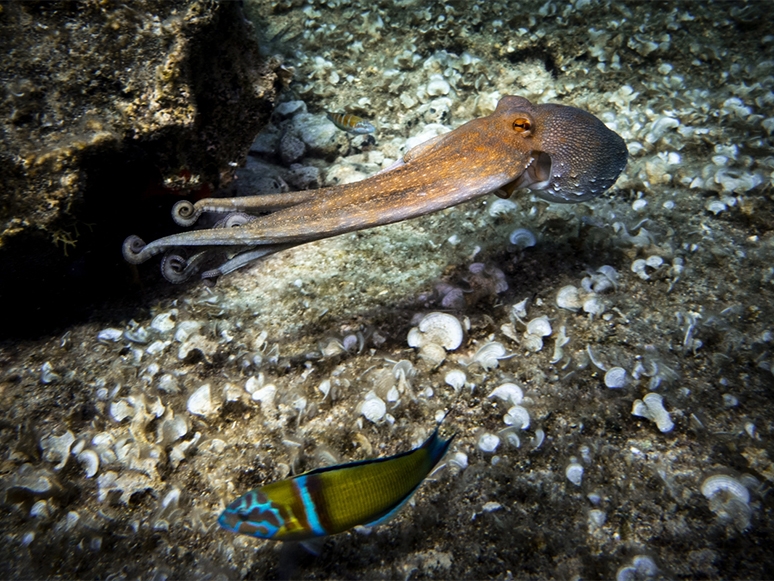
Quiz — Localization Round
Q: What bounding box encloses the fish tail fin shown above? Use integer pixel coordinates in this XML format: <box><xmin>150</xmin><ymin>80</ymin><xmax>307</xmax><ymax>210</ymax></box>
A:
<box><xmin>423</xmin><ymin>418</ymin><xmax>456</xmax><ymax>467</ymax></box>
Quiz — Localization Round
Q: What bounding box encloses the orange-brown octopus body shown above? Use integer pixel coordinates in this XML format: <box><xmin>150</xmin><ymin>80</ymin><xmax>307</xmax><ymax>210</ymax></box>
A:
<box><xmin>123</xmin><ymin>96</ymin><xmax>628</xmax><ymax>282</ymax></box>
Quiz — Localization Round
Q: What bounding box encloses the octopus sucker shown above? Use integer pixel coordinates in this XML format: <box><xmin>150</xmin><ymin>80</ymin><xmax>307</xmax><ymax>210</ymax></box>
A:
<box><xmin>123</xmin><ymin>96</ymin><xmax>628</xmax><ymax>283</ymax></box>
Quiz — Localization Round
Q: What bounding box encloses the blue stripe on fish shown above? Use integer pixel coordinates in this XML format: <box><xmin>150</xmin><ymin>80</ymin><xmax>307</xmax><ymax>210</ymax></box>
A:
<box><xmin>293</xmin><ymin>476</ymin><xmax>327</xmax><ymax>536</ymax></box>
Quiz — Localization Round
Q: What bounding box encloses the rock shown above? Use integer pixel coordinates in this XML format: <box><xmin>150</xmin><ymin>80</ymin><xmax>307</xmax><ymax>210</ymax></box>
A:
<box><xmin>403</xmin><ymin>123</ymin><xmax>450</xmax><ymax>153</ymax></box>
<box><xmin>40</xmin><ymin>430</ymin><xmax>75</xmax><ymax>471</ymax></box>
<box><xmin>325</xmin><ymin>163</ymin><xmax>370</xmax><ymax>186</ymax></box>
<box><xmin>0</xmin><ymin>1</ymin><xmax>281</xmax><ymax>247</ymax></box>
<box><xmin>287</xmin><ymin>165</ymin><xmax>322</xmax><ymax>190</ymax></box>
<box><xmin>6</xmin><ymin>464</ymin><xmax>62</xmax><ymax>503</ymax></box>
<box><xmin>234</xmin><ymin>157</ymin><xmax>290</xmax><ymax>196</ymax></box>
<box><xmin>187</xmin><ymin>384</ymin><xmax>214</xmax><ymax>416</ymax></box>
<box><xmin>292</xmin><ymin>113</ymin><xmax>349</xmax><ymax>158</ymax></box>
<box><xmin>249</xmin><ymin>125</ymin><xmax>282</xmax><ymax>156</ymax></box>
<box><xmin>279</xmin><ymin>133</ymin><xmax>307</xmax><ymax>165</ymax></box>
<box><xmin>0</xmin><ymin>1</ymin><xmax>286</xmax><ymax>335</ymax></box>
<box><xmin>274</xmin><ymin>100</ymin><xmax>308</xmax><ymax>119</ymax></box>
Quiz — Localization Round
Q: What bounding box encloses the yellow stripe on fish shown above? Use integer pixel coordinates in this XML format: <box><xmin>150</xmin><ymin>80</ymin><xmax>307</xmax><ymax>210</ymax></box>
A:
<box><xmin>326</xmin><ymin>111</ymin><xmax>375</xmax><ymax>135</ymax></box>
<box><xmin>218</xmin><ymin>423</ymin><xmax>454</xmax><ymax>541</ymax></box>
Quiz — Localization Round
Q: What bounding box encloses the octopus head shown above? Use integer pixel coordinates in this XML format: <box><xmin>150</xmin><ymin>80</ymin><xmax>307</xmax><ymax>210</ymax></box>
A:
<box><xmin>495</xmin><ymin>95</ymin><xmax>629</xmax><ymax>202</ymax></box>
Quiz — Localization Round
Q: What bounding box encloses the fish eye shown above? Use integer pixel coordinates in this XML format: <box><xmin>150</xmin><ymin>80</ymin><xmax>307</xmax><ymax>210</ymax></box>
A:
<box><xmin>512</xmin><ymin>117</ymin><xmax>532</xmax><ymax>132</ymax></box>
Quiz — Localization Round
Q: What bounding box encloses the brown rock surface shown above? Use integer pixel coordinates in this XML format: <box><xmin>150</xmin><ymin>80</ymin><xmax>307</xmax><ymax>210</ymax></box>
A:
<box><xmin>0</xmin><ymin>0</ymin><xmax>284</xmax><ymax>334</ymax></box>
<box><xmin>0</xmin><ymin>0</ymin><xmax>282</xmax><ymax>245</ymax></box>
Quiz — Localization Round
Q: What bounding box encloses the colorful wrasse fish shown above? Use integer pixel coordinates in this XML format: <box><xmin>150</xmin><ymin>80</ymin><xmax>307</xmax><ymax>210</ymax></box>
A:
<box><xmin>218</xmin><ymin>424</ymin><xmax>454</xmax><ymax>541</ymax></box>
<box><xmin>326</xmin><ymin>111</ymin><xmax>376</xmax><ymax>135</ymax></box>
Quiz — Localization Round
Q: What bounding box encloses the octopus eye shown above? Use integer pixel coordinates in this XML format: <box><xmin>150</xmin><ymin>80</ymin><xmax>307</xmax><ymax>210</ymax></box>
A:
<box><xmin>512</xmin><ymin>117</ymin><xmax>531</xmax><ymax>132</ymax></box>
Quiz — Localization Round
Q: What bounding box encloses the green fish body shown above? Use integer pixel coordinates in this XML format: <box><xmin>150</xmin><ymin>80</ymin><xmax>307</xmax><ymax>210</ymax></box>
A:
<box><xmin>218</xmin><ymin>425</ymin><xmax>453</xmax><ymax>541</ymax></box>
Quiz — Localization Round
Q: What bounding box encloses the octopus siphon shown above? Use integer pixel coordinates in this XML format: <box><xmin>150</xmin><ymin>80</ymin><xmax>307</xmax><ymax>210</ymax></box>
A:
<box><xmin>123</xmin><ymin>96</ymin><xmax>628</xmax><ymax>283</ymax></box>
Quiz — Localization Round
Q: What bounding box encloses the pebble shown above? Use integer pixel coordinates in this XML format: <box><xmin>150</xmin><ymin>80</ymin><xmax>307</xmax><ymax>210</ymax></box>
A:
<box><xmin>478</xmin><ymin>432</ymin><xmax>500</xmax><ymax>453</ymax></box>
<box><xmin>632</xmin><ymin>198</ymin><xmax>648</xmax><ymax>211</ymax></box>
<box><xmin>187</xmin><ymin>384</ymin><xmax>214</xmax><ymax>416</ymax></box>
<box><xmin>150</xmin><ymin>311</ymin><xmax>177</xmax><ymax>334</ymax></box>
<box><xmin>361</xmin><ymin>395</ymin><xmax>387</xmax><ymax>423</ymax></box>
<box><xmin>160</xmin><ymin>415</ymin><xmax>188</xmax><ymax>445</ymax></box>
<box><xmin>97</xmin><ymin>328</ymin><xmax>123</xmax><ymax>342</ymax></box>
<box><xmin>566</xmin><ymin>459</ymin><xmax>584</xmax><ymax>486</ymax></box>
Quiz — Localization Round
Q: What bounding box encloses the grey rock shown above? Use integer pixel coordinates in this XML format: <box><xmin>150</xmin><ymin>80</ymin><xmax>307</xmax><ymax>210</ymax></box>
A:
<box><xmin>274</xmin><ymin>100</ymin><xmax>308</xmax><ymax>120</ymax></box>
<box><xmin>279</xmin><ymin>133</ymin><xmax>307</xmax><ymax>165</ymax></box>
<box><xmin>287</xmin><ymin>165</ymin><xmax>322</xmax><ymax>190</ymax></box>
<box><xmin>250</xmin><ymin>125</ymin><xmax>281</xmax><ymax>156</ymax></box>
<box><xmin>292</xmin><ymin>113</ymin><xmax>349</xmax><ymax>158</ymax></box>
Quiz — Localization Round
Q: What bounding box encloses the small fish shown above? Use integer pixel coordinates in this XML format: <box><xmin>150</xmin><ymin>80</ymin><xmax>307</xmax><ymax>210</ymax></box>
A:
<box><xmin>326</xmin><ymin>111</ymin><xmax>376</xmax><ymax>135</ymax></box>
<box><xmin>218</xmin><ymin>423</ymin><xmax>454</xmax><ymax>541</ymax></box>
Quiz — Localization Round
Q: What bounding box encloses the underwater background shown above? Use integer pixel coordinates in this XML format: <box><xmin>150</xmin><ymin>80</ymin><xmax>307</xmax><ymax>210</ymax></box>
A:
<box><xmin>1</xmin><ymin>0</ymin><xmax>774</xmax><ymax>578</ymax></box>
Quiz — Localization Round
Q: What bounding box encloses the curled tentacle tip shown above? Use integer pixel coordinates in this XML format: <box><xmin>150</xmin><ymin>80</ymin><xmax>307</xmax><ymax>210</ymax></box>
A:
<box><xmin>122</xmin><ymin>235</ymin><xmax>148</xmax><ymax>264</ymax></box>
<box><xmin>172</xmin><ymin>200</ymin><xmax>199</xmax><ymax>227</ymax></box>
<box><xmin>161</xmin><ymin>254</ymin><xmax>192</xmax><ymax>284</ymax></box>
<box><xmin>160</xmin><ymin>250</ymin><xmax>209</xmax><ymax>283</ymax></box>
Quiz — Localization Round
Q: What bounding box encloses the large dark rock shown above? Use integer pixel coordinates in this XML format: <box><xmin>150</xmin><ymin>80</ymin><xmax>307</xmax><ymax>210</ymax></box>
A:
<box><xmin>0</xmin><ymin>0</ymin><xmax>287</xmax><ymax>336</ymax></box>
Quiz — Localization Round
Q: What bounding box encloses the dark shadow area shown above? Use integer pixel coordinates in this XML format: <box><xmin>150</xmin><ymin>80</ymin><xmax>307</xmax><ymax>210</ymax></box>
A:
<box><xmin>0</xmin><ymin>0</ymin><xmax>277</xmax><ymax>343</ymax></box>
<box><xmin>0</xmin><ymin>143</ymin><xmax>194</xmax><ymax>342</ymax></box>
<box><xmin>506</xmin><ymin>45</ymin><xmax>558</xmax><ymax>78</ymax></box>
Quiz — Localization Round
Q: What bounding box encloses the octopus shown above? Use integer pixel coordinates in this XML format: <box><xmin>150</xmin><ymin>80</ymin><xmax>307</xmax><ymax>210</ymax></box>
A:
<box><xmin>123</xmin><ymin>96</ymin><xmax>628</xmax><ymax>283</ymax></box>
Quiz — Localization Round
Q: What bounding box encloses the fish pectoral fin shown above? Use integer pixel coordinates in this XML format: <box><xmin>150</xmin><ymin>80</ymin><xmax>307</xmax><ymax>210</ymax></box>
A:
<box><xmin>298</xmin><ymin>538</ymin><xmax>327</xmax><ymax>556</ymax></box>
<box><xmin>500</xmin><ymin>150</ymin><xmax>553</xmax><ymax>196</ymax></box>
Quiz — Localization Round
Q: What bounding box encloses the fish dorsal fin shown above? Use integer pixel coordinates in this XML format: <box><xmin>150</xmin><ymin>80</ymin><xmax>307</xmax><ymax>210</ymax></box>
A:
<box><xmin>300</xmin><ymin>424</ymin><xmax>454</xmax><ymax>479</ymax></box>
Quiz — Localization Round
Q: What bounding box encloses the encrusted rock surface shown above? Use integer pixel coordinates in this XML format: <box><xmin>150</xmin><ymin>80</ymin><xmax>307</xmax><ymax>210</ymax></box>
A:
<box><xmin>0</xmin><ymin>0</ymin><xmax>282</xmax><ymax>246</ymax></box>
<box><xmin>0</xmin><ymin>0</ymin><xmax>285</xmax><ymax>336</ymax></box>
